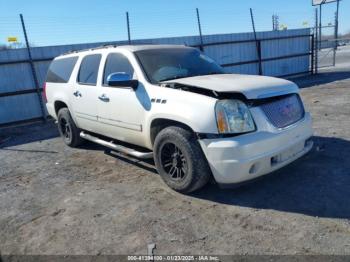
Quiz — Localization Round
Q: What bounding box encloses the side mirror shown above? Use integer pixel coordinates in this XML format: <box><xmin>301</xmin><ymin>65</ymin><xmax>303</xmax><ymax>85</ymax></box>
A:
<box><xmin>107</xmin><ymin>72</ymin><xmax>138</xmax><ymax>89</ymax></box>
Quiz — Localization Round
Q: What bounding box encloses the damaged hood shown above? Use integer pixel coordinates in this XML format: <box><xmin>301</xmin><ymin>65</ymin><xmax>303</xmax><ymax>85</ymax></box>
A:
<box><xmin>162</xmin><ymin>74</ymin><xmax>299</xmax><ymax>99</ymax></box>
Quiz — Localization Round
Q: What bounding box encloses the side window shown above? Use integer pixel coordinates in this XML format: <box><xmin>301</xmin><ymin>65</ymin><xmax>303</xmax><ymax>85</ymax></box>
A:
<box><xmin>77</xmin><ymin>54</ymin><xmax>101</xmax><ymax>85</ymax></box>
<box><xmin>46</xmin><ymin>56</ymin><xmax>78</xmax><ymax>83</ymax></box>
<box><xmin>103</xmin><ymin>53</ymin><xmax>135</xmax><ymax>85</ymax></box>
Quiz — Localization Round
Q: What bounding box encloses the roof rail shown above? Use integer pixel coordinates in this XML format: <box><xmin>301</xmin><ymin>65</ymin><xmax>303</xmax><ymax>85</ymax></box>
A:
<box><xmin>61</xmin><ymin>44</ymin><xmax>118</xmax><ymax>56</ymax></box>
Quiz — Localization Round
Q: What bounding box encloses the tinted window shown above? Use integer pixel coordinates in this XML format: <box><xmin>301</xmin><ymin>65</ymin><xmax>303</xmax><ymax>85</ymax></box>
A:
<box><xmin>46</xmin><ymin>57</ymin><xmax>78</xmax><ymax>83</ymax></box>
<box><xmin>135</xmin><ymin>48</ymin><xmax>224</xmax><ymax>84</ymax></box>
<box><xmin>78</xmin><ymin>54</ymin><xmax>101</xmax><ymax>85</ymax></box>
<box><xmin>103</xmin><ymin>53</ymin><xmax>134</xmax><ymax>85</ymax></box>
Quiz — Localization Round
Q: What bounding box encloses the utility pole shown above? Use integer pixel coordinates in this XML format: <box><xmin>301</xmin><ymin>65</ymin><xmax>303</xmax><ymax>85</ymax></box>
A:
<box><xmin>332</xmin><ymin>0</ymin><xmax>340</xmax><ymax>66</ymax></box>
<box><xmin>332</xmin><ymin>11</ymin><xmax>336</xmax><ymax>66</ymax></box>
<box><xmin>250</xmin><ymin>8</ymin><xmax>262</xmax><ymax>75</ymax></box>
<box><xmin>196</xmin><ymin>8</ymin><xmax>204</xmax><ymax>51</ymax></box>
<box><xmin>126</xmin><ymin>12</ymin><xmax>131</xmax><ymax>44</ymax></box>
<box><xmin>315</xmin><ymin>8</ymin><xmax>318</xmax><ymax>74</ymax></box>
<box><xmin>334</xmin><ymin>0</ymin><xmax>340</xmax><ymax>50</ymax></box>
<box><xmin>20</xmin><ymin>14</ymin><xmax>46</xmax><ymax>122</ymax></box>
<box><xmin>319</xmin><ymin>3</ymin><xmax>322</xmax><ymax>50</ymax></box>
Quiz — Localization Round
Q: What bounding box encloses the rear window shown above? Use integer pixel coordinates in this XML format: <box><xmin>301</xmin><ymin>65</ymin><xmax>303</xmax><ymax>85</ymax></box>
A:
<box><xmin>77</xmin><ymin>54</ymin><xmax>102</xmax><ymax>85</ymax></box>
<box><xmin>46</xmin><ymin>56</ymin><xmax>78</xmax><ymax>83</ymax></box>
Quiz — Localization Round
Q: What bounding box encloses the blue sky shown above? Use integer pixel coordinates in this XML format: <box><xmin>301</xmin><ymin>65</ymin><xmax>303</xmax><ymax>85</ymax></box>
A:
<box><xmin>1</xmin><ymin>0</ymin><xmax>349</xmax><ymax>46</ymax></box>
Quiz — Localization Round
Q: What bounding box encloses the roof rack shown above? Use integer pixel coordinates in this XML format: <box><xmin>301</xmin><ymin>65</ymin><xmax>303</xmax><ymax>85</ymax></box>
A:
<box><xmin>61</xmin><ymin>44</ymin><xmax>118</xmax><ymax>56</ymax></box>
<box><xmin>60</xmin><ymin>43</ymin><xmax>188</xmax><ymax>56</ymax></box>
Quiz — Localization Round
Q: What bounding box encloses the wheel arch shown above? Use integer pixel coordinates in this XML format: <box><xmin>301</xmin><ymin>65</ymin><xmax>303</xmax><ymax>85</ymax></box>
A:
<box><xmin>54</xmin><ymin>100</ymin><xmax>69</xmax><ymax>116</ymax></box>
<box><xmin>149</xmin><ymin>118</ymin><xmax>195</xmax><ymax>147</ymax></box>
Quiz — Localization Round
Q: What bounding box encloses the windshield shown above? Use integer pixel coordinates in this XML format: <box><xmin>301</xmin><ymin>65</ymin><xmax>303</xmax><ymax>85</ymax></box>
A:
<box><xmin>135</xmin><ymin>48</ymin><xmax>224</xmax><ymax>84</ymax></box>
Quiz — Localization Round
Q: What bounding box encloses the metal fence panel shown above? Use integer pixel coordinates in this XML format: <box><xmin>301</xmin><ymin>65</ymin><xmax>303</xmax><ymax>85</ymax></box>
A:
<box><xmin>262</xmin><ymin>56</ymin><xmax>309</xmax><ymax>76</ymax></box>
<box><xmin>0</xmin><ymin>63</ymin><xmax>35</xmax><ymax>92</ymax></box>
<box><xmin>0</xmin><ymin>93</ymin><xmax>43</xmax><ymax>125</ymax></box>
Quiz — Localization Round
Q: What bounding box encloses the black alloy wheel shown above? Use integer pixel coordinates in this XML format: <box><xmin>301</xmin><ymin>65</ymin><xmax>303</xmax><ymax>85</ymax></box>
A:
<box><xmin>160</xmin><ymin>142</ymin><xmax>188</xmax><ymax>181</ymax></box>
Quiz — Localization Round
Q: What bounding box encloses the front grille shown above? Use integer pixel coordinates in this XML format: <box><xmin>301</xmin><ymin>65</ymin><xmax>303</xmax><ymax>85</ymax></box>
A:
<box><xmin>260</xmin><ymin>94</ymin><xmax>305</xmax><ymax>128</ymax></box>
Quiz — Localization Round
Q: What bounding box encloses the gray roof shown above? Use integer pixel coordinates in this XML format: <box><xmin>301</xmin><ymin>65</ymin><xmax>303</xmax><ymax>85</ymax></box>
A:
<box><xmin>60</xmin><ymin>44</ymin><xmax>193</xmax><ymax>57</ymax></box>
<box><xmin>117</xmin><ymin>44</ymin><xmax>191</xmax><ymax>52</ymax></box>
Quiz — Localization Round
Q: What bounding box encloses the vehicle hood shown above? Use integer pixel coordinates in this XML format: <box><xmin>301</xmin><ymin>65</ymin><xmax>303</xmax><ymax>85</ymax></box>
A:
<box><xmin>162</xmin><ymin>74</ymin><xmax>299</xmax><ymax>99</ymax></box>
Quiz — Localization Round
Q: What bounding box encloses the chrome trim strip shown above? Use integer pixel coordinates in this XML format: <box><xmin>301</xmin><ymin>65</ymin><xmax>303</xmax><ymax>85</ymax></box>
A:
<box><xmin>75</xmin><ymin>111</ymin><xmax>142</xmax><ymax>132</ymax></box>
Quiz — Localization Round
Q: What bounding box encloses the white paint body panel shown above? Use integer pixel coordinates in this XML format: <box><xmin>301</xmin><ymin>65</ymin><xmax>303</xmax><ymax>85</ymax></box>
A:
<box><xmin>45</xmin><ymin>45</ymin><xmax>313</xmax><ymax>185</ymax></box>
<box><xmin>163</xmin><ymin>74</ymin><xmax>299</xmax><ymax>99</ymax></box>
<box><xmin>199</xmin><ymin>112</ymin><xmax>313</xmax><ymax>184</ymax></box>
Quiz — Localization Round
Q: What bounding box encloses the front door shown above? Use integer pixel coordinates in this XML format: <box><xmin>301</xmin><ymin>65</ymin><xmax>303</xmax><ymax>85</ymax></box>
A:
<box><xmin>97</xmin><ymin>52</ymin><xmax>147</xmax><ymax>146</ymax></box>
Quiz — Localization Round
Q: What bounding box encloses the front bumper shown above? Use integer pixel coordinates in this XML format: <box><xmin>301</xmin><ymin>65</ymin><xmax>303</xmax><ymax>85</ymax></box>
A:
<box><xmin>199</xmin><ymin>112</ymin><xmax>313</xmax><ymax>185</ymax></box>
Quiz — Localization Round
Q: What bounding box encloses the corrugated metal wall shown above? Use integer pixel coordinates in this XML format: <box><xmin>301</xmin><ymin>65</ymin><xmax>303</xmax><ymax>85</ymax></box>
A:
<box><xmin>0</xmin><ymin>28</ymin><xmax>311</xmax><ymax>126</ymax></box>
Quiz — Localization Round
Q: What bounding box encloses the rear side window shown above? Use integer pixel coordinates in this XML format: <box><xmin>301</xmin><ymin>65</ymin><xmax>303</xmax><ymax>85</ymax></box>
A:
<box><xmin>103</xmin><ymin>53</ymin><xmax>135</xmax><ymax>85</ymax></box>
<box><xmin>77</xmin><ymin>54</ymin><xmax>101</xmax><ymax>85</ymax></box>
<box><xmin>46</xmin><ymin>56</ymin><xmax>78</xmax><ymax>83</ymax></box>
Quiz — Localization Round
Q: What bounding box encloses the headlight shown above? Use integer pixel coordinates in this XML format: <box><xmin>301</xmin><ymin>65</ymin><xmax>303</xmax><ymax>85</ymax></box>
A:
<box><xmin>215</xmin><ymin>99</ymin><xmax>255</xmax><ymax>134</ymax></box>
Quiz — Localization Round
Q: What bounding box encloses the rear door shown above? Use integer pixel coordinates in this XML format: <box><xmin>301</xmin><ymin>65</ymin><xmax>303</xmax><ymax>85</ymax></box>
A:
<box><xmin>70</xmin><ymin>53</ymin><xmax>103</xmax><ymax>132</ymax></box>
<box><xmin>45</xmin><ymin>56</ymin><xmax>78</xmax><ymax>117</ymax></box>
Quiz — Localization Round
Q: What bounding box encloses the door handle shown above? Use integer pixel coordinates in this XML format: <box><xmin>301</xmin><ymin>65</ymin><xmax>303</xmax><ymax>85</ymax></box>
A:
<box><xmin>73</xmin><ymin>91</ymin><xmax>82</xmax><ymax>97</ymax></box>
<box><xmin>98</xmin><ymin>94</ymin><xmax>110</xmax><ymax>102</ymax></box>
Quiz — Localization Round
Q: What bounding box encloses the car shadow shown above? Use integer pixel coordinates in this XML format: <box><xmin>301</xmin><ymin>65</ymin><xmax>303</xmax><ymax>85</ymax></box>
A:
<box><xmin>292</xmin><ymin>70</ymin><xmax>350</xmax><ymax>88</ymax></box>
<box><xmin>0</xmin><ymin>120</ymin><xmax>104</xmax><ymax>152</ymax></box>
<box><xmin>190</xmin><ymin>136</ymin><xmax>350</xmax><ymax>219</ymax></box>
<box><xmin>104</xmin><ymin>149</ymin><xmax>158</xmax><ymax>174</ymax></box>
<box><xmin>0</xmin><ymin>120</ymin><xmax>59</xmax><ymax>149</ymax></box>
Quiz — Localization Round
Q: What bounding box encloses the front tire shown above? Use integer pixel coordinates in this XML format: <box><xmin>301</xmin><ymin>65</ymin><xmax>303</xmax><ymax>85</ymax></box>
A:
<box><xmin>57</xmin><ymin>108</ymin><xmax>84</xmax><ymax>147</ymax></box>
<box><xmin>153</xmin><ymin>126</ymin><xmax>211</xmax><ymax>193</ymax></box>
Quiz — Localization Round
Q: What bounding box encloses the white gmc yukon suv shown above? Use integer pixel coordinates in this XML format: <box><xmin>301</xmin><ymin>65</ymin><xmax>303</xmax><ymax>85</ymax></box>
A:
<box><xmin>45</xmin><ymin>44</ymin><xmax>313</xmax><ymax>193</ymax></box>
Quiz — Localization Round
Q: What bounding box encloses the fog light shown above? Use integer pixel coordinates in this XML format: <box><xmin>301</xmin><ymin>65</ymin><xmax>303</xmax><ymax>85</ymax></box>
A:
<box><xmin>305</xmin><ymin>138</ymin><xmax>313</xmax><ymax>148</ymax></box>
<box><xmin>249</xmin><ymin>163</ymin><xmax>259</xmax><ymax>174</ymax></box>
<box><xmin>271</xmin><ymin>156</ymin><xmax>279</xmax><ymax>166</ymax></box>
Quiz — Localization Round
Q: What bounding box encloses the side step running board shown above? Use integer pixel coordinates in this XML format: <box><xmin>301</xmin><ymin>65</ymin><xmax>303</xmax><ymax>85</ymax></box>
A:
<box><xmin>80</xmin><ymin>131</ymin><xmax>153</xmax><ymax>159</ymax></box>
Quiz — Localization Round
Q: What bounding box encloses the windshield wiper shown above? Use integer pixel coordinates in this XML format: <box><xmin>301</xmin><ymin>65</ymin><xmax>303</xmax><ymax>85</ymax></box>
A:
<box><xmin>206</xmin><ymin>71</ymin><xmax>222</xmax><ymax>75</ymax></box>
<box><xmin>159</xmin><ymin>72</ymin><xmax>222</xmax><ymax>82</ymax></box>
<box><xmin>159</xmin><ymin>75</ymin><xmax>188</xmax><ymax>82</ymax></box>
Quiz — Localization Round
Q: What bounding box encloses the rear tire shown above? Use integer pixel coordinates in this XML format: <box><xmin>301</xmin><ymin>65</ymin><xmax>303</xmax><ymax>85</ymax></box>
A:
<box><xmin>153</xmin><ymin>126</ymin><xmax>211</xmax><ymax>193</ymax></box>
<box><xmin>57</xmin><ymin>108</ymin><xmax>84</xmax><ymax>147</ymax></box>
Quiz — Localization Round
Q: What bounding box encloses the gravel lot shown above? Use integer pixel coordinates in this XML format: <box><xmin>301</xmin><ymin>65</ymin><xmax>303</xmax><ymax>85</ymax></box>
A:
<box><xmin>1</xmin><ymin>72</ymin><xmax>350</xmax><ymax>255</ymax></box>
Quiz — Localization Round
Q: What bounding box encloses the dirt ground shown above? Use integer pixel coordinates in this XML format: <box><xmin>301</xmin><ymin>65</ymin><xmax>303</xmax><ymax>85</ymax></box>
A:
<box><xmin>1</xmin><ymin>72</ymin><xmax>350</xmax><ymax>255</ymax></box>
